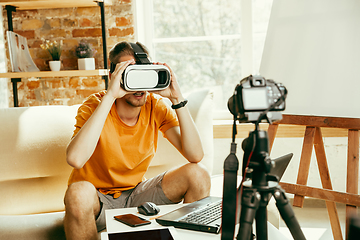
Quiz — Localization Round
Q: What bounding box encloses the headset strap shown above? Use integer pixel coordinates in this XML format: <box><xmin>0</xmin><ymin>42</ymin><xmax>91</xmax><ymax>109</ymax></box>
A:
<box><xmin>130</xmin><ymin>43</ymin><xmax>151</xmax><ymax>64</ymax></box>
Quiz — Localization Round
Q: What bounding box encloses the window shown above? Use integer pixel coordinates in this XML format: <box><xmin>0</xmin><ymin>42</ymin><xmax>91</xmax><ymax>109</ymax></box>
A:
<box><xmin>134</xmin><ymin>0</ymin><xmax>273</xmax><ymax>118</ymax></box>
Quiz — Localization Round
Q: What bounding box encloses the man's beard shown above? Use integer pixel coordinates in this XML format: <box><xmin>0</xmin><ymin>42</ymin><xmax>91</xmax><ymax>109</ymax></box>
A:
<box><xmin>124</xmin><ymin>92</ymin><xmax>147</xmax><ymax>107</ymax></box>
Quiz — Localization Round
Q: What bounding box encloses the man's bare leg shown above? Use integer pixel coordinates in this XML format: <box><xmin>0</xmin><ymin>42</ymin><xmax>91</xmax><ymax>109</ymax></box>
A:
<box><xmin>162</xmin><ymin>162</ymin><xmax>211</xmax><ymax>203</ymax></box>
<box><xmin>64</xmin><ymin>181</ymin><xmax>101</xmax><ymax>240</ymax></box>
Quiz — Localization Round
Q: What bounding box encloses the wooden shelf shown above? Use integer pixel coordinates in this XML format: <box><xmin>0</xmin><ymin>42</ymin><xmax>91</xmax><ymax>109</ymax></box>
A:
<box><xmin>0</xmin><ymin>69</ymin><xmax>108</xmax><ymax>78</ymax></box>
<box><xmin>0</xmin><ymin>0</ymin><xmax>111</xmax><ymax>10</ymax></box>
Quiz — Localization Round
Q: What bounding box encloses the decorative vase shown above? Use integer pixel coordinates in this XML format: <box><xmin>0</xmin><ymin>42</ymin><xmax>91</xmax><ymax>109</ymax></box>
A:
<box><xmin>78</xmin><ymin>58</ymin><xmax>95</xmax><ymax>70</ymax></box>
<box><xmin>49</xmin><ymin>60</ymin><xmax>61</xmax><ymax>71</ymax></box>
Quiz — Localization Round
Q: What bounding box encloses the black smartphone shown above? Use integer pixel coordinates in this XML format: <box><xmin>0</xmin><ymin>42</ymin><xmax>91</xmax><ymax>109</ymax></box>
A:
<box><xmin>114</xmin><ymin>214</ymin><xmax>151</xmax><ymax>227</ymax></box>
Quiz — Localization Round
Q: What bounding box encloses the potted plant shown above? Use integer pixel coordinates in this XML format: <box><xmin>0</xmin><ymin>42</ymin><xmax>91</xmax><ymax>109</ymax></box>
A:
<box><xmin>40</xmin><ymin>39</ymin><xmax>62</xmax><ymax>71</ymax></box>
<box><xmin>75</xmin><ymin>41</ymin><xmax>96</xmax><ymax>70</ymax></box>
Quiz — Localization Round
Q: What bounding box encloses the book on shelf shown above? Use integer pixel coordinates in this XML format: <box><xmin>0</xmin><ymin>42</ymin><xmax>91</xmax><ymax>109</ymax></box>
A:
<box><xmin>7</xmin><ymin>31</ymin><xmax>39</xmax><ymax>73</ymax></box>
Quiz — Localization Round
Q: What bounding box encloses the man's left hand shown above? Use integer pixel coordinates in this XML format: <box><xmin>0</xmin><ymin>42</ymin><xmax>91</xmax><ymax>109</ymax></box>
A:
<box><xmin>152</xmin><ymin>62</ymin><xmax>185</xmax><ymax>104</ymax></box>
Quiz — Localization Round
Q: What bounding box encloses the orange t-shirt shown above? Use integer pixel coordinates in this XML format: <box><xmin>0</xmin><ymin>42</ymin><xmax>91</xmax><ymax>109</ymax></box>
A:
<box><xmin>68</xmin><ymin>91</ymin><xmax>179</xmax><ymax>198</ymax></box>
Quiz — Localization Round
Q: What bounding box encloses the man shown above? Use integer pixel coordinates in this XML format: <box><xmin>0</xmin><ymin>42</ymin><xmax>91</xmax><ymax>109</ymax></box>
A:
<box><xmin>63</xmin><ymin>41</ymin><xmax>211</xmax><ymax>240</ymax></box>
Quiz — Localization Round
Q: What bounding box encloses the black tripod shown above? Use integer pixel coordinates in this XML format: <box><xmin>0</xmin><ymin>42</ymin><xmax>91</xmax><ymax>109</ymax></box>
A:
<box><xmin>237</xmin><ymin>125</ymin><xmax>306</xmax><ymax>240</ymax></box>
<box><xmin>221</xmin><ymin>120</ymin><xmax>307</xmax><ymax>240</ymax></box>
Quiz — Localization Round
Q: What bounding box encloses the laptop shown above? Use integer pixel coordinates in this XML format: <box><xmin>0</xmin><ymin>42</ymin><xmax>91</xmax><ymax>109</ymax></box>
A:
<box><xmin>156</xmin><ymin>153</ymin><xmax>293</xmax><ymax>234</ymax></box>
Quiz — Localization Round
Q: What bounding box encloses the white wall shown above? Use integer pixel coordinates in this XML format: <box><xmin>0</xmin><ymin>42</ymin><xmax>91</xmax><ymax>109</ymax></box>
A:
<box><xmin>260</xmin><ymin>0</ymin><xmax>360</xmax><ymax>118</ymax></box>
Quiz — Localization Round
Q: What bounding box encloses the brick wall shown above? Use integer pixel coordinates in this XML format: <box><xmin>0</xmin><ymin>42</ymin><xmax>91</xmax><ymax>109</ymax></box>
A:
<box><xmin>3</xmin><ymin>0</ymin><xmax>134</xmax><ymax>107</ymax></box>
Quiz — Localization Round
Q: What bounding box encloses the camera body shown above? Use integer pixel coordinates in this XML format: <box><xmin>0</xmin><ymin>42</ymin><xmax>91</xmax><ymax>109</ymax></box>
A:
<box><xmin>109</xmin><ymin>43</ymin><xmax>171</xmax><ymax>91</ymax></box>
<box><xmin>228</xmin><ymin>75</ymin><xmax>286</xmax><ymax>122</ymax></box>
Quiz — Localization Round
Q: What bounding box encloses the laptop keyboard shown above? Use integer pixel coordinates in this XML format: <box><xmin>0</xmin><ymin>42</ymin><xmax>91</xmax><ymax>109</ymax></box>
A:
<box><xmin>179</xmin><ymin>201</ymin><xmax>222</xmax><ymax>225</ymax></box>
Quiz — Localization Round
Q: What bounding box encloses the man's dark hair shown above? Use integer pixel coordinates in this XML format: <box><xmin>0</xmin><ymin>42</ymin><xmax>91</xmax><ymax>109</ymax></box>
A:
<box><xmin>109</xmin><ymin>41</ymin><xmax>149</xmax><ymax>64</ymax></box>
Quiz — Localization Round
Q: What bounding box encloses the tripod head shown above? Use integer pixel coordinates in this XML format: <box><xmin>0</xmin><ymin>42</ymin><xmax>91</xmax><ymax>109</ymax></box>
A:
<box><xmin>241</xmin><ymin>127</ymin><xmax>273</xmax><ymax>187</ymax></box>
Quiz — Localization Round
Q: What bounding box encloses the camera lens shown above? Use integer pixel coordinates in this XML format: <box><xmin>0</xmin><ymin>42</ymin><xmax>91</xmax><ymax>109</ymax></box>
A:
<box><xmin>227</xmin><ymin>94</ymin><xmax>238</xmax><ymax>116</ymax></box>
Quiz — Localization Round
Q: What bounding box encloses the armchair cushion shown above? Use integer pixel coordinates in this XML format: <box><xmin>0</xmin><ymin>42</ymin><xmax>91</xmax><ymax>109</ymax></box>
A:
<box><xmin>145</xmin><ymin>88</ymin><xmax>214</xmax><ymax>178</ymax></box>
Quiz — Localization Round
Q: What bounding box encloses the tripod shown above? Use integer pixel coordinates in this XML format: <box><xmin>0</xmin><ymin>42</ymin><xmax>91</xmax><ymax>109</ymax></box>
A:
<box><xmin>221</xmin><ymin>120</ymin><xmax>307</xmax><ymax>240</ymax></box>
<box><xmin>237</xmin><ymin>126</ymin><xmax>306</xmax><ymax>240</ymax></box>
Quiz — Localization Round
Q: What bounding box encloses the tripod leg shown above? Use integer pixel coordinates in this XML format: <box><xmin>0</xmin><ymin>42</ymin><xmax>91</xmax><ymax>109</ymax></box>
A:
<box><xmin>236</xmin><ymin>188</ymin><xmax>260</xmax><ymax>240</ymax></box>
<box><xmin>273</xmin><ymin>188</ymin><xmax>307</xmax><ymax>240</ymax></box>
<box><xmin>255</xmin><ymin>193</ymin><xmax>271</xmax><ymax>240</ymax></box>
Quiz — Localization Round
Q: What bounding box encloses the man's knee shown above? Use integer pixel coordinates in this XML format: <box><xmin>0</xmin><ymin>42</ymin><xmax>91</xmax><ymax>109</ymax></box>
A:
<box><xmin>183</xmin><ymin>163</ymin><xmax>211</xmax><ymax>188</ymax></box>
<box><xmin>64</xmin><ymin>181</ymin><xmax>99</xmax><ymax>216</ymax></box>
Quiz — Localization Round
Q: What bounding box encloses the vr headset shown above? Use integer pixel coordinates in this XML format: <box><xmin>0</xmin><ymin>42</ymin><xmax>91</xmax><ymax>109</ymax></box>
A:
<box><xmin>110</xmin><ymin>43</ymin><xmax>171</xmax><ymax>91</ymax></box>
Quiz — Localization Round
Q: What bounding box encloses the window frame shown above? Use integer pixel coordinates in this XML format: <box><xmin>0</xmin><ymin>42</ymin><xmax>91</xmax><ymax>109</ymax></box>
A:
<box><xmin>134</xmin><ymin>0</ymin><xmax>260</xmax><ymax>120</ymax></box>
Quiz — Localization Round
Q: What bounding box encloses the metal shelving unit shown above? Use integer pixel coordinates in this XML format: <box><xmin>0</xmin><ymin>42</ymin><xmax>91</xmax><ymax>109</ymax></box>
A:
<box><xmin>0</xmin><ymin>0</ymin><xmax>111</xmax><ymax>106</ymax></box>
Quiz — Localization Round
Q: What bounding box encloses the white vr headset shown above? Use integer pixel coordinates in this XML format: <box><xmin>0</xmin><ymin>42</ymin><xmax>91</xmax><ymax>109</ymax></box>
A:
<box><xmin>110</xmin><ymin>43</ymin><xmax>171</xmax><ymax>91</ymax></box>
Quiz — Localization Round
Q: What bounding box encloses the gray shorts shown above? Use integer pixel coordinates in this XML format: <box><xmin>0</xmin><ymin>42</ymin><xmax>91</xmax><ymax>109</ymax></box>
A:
<box><xmin>95</xmin><ymin>172</ymin><xmax>175</xmax><ymax>231</ymax></box>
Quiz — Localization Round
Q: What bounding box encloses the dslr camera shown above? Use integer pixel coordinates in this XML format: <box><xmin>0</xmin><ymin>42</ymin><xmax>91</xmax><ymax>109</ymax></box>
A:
<box><xmin>228</xmin><ymin>75</ymin><xmax>287</xmax><ymax>123</ymax></box>
<box><xmin>110</xmin><ymin>43</ymin><xmax>170</xmax><ymax>91</ymax></box>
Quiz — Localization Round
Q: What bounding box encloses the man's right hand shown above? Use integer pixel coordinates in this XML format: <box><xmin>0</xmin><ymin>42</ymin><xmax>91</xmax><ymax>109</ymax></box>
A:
<box><xmin>66</xmin><ymin>59</ymin><xmax>135</xmax><ymax>169</ymax></box>
<box><xmin>107</xmin><ymin>60</ymin><xmax>135</xmax><ymax>100</ymax></box>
